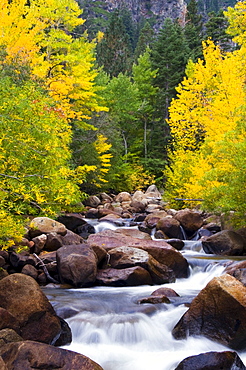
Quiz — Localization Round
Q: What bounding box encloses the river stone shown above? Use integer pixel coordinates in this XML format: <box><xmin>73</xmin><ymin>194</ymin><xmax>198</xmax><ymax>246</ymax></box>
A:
<box><xmin>9</xmin><ymin>252</ymin><xmax>36</xmax><ymax>270</ymax></box>
<box><xmin>0</xmin><ymin>308</ymin><xmax>20</xmax><ymax>333</ymax></box>
<box><xmin>83</xmin><ymin>195</ymin><xmax>101</xmax><ymax>208</ymax></box>
<box><xmin>107</xmin><ymin>246</ymin><xmax>175</xmax><ymax>284</ymax></box>
<box><xmin>32</xmin><ymin>234</ymin><xmax>47</xmax><ymax>254</ymax></box>
<box><xmin>60</xmin><ymin>229</ymin><xmax>84</xmax><ymax>245</ymax></box>
<box><xmin>29</xmin><ymin>217</ymin><xmax>67</xmax><ymax>238</ymax></box>
<box><xmin>225</xmin><ymin>261</ymin><xmax>246</xmax><ymax>286</ymax></box>
<box><xmin>202</xmin><ymin>230</ymin><xmax>245</xmax><ymax>256</ymax></box>
<box><xmin>145</xmin><ymin>211</ymin><xmax>168</xmax><ymax>228</ymax></box>
<box><xmin>151</xmin><ymin>287</ymin><xmax>180</xmax><ymax>297</ymax></box>
<box><xmin>132</xmin><ymin>190</ymin><xmax>146</xmax><ymax>202</ymax></box>
<box><xmin>0</xmin><ymin>341</ymin><xmax>103</xmax><ymax>370</ymax></box>
<box><xmin>0</xmin><ymin>329</ymin><xmax>23</xmax><ymax>344</ymax></box>
<box><xmin>138</xmin><ymin>295</ymin><xmax>170</xmax><ymax>304</ymax></box>
<box><xmin>56</xmin><ymin>244</ymin><xmax>97</xmax><ymax>287</ymax></box>
<box><xmin>115</xmin><ymin>191</ymin><xmax>132</xmax><ymax>202</ymax></box>
<box><xmin>21</xmin><ymin>264</ymin><xmax>38</xmax><ymax>280</ymax></box>
<box><xmin>172</xmin><ymin>274</ymin><xmax>246</xmax><ymax>350</ymax></box>
<box><xmin>145</xmin><ymin>184</ymin><xmax>162</xmax><ymax>198</ymax></box>
<box><xmin>96</xmin><ymin>266</ymin><xmax>152</xmax><ymax>286</ymax></box>
<box><xmin>57</xmin><ymin>213</ymin><xmax>87</xmax><ymax>231</ymax></box>
<box><xmin>174</xmin><ymin>351</ymin><xmax>246</xmax><ymax>370</ymax></box>
<box><xmin>129</xmin><ymin>200</ymin><xmax>146</xmax><ymax>213</ymax></box>
<box><xmin>115</xmin><ymin>228</ymin><xmax>152</xmax><ymax>240</ymax></box>
<box><xmin>156</xmin><ymin>216</ymin><xmax>183</xmax><ymax>239</ymax></box>
<box><xmin>87</xmin><ymin>230</ymin><xmax>189</xmax><ymax>278</ymax></box>
<box><xmin>0</xmin><ymin>273</ymin><xmax>61</xmax><ymax>344</ymax></box>
<box><xmin>174</xmin><ymin>209</ymin><xmax>204</xmax><ymax>234</ymax></box>
<box><xmin>45</xmin><ymin>232</ymin><xmax>63</xmax><ymax>251</ymax></box>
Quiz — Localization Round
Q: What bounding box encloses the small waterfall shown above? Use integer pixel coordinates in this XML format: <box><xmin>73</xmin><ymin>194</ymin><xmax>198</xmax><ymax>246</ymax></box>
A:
<box><xmin>45</xmin><ymin>262</ymin><xmax>237</xmax><ymax>370</ymax></box>
<box><xmin>43</xmin><ymin>219</ymin><xmax>246</xmax><ymax>370</ymax></box>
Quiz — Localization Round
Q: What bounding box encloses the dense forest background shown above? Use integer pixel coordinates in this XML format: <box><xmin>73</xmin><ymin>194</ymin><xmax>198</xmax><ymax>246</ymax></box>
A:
<box><xmin>0</xmin><ymin>0</ymin><xmax>245</xmax><ymax>244</ymax></box>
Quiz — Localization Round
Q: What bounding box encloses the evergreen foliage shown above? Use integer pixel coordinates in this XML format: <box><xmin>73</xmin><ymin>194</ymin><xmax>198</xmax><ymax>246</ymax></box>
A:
<box><xmin>96</xmin><ymin>10</ymin><xmax>133</xmax><ymax>77</ymax></box>
<box><xmin>205</xmin><ymin>10</ymin><xmax>233</xmax><ymax>51</ymax></box>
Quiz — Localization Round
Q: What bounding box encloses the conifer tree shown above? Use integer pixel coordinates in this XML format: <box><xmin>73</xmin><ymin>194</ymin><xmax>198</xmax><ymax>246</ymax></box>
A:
<box><xmin>96</xmin><ymin>10</ymin><xmax>132</xmax><ymax>76</ymax></box>
<box><xmin>151</xmin><ymin>18</ymin><xmax>190</xmax><ymax>120</ymax></box>
<box><xmin>134</xmin><ymin>21</ymin><xmax>154</xmax><ymax>60</ymax></box>
<box><xmin>184</xmin><ymin>0</ymin><xmax>204</xmax><ymax>61</ymax></box>
<box><xmin>205</xmin><ymin>10</ymin><xmax>233</xmax><ymax>51</ymax></box>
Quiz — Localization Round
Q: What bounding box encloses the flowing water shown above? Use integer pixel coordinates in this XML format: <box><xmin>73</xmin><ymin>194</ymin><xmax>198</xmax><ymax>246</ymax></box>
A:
<box><xmin>43</xmin><ymin>222</ymin><xmax>246</xmax><ymax>370</ymax></box>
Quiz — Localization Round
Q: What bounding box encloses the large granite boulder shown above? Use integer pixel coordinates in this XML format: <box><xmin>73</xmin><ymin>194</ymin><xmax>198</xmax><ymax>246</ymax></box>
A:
<box><xmin>57</xmin><ymin>213</ymin><xmax>87</xmax><ymax>231</ymax></box>
<box><xmin>96</xmin><ymin>266</ymin><xmax>152</xmax><ymax>286</ymax></box>
<box><xmin>87</xmin><ymin>230</ymin><xmax>189</xmax><ymax>278</ymax></box>
<box><xmin>172</xmin><ymin>274</ymin><xmax>246</xmax><ymax>350</ymax></box>
<box><xmin>174</xmin><ymin>351</ymin><xmax>245</xmax><ymax>370</ymax></box>
<box><xmin>174</xmin><ymin>209</ymin><xmax>203</xmax><ymax>235</ymax></box>
<box><xmin>156</xmin><ymin>216</ymin><xmax>183</xmax><ymax>239</ymax></box>
<box><xmin>202</xmin><ymin>230</ymin><xmax>245</xmax><ymax>256</ymax></box>
<box><xmin>29</xmin><ymin>217</ymin><xmax>67</xmax><ymax>238</ymax></box>
<box><xmin>0</xmin><ymin>274</ymin><xmax>61</xmax><ymax>344</ymax></box>
<box><xmin>0</xmin><ymin>341</ymin><xmax>103</xmax><ymax>370</ymax></box>
<box><xmin>56</xmin><ymin>244</ymin><xmax>98</xmax><ymax>287</ymax></box>
<box><xmin>107</xmin><ymin>246</ymin><xmax>175</xmax><ymax>284</ymax></box>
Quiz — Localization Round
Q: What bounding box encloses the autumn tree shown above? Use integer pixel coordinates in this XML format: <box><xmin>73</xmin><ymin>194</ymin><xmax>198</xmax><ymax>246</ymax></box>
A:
<box><xmin>164</xmin><ymin>2</ymin><xmax>246</xmax><ymax>223</ymax></box>
<box><xmin>0</xmin><ymin>0</ymin><xmax>109</xmax><ymax>244</ymax></box>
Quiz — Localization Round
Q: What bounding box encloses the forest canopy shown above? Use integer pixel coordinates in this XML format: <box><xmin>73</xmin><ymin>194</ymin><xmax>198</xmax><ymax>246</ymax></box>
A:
<box><xmin>0</xmin><ymin>0</ymin><xmax>245</xmax><ymax>245</ymax></box>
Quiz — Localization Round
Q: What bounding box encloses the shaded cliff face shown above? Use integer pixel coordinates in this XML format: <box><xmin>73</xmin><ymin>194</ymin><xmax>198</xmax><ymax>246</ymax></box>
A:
<box><xmin>104</xmin><ymin>0</ymin><xmax>186</xmax><ymax>27</ymax></box>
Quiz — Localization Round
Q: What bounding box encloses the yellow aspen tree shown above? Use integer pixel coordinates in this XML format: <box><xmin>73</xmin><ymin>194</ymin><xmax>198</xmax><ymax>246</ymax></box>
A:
<box><xmin>164</xmin><ymin>38</ymin><xmax>245</xmax><ymax>213</ymax></box>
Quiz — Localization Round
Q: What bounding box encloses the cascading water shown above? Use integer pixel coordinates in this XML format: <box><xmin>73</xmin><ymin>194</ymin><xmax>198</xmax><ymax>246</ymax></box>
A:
<box><xmin>43</xmin><ymin>221</ymin><xmax>246</xmax><ymax>370</ymax></box>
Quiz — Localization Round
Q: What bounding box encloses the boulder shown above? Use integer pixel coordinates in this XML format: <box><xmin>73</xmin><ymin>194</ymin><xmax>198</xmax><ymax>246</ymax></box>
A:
<box><xmin>21</xmin><ymin>264</ymin><xmax>38</xmax><ymax>280</ymax></box>
<box><xmin>138</xmin><ymin>296</ymin><xmax>170</xmax><ymax>304</ymax></box>
<box><xmin>175</xmin><ymin>209</ymin><xmax>203</xmax><ymax>234</ymax></box>
<box><xmin>174</xmin><ymin>351</ymin><xmax>246</xmax><ymax>370</ymax></box>
<box><xmin>115</xmin><ymin>228</ymin><xmax>152</xmax><ymax>240</ymax></box>
<box><xmin>129</xmin><ymin>200</ymin><xmax>146</xmax><ymax>213</ymax></box>
<box><xmin>83</xmin><ymin>195</ymin><xmax>101</xmax><ymax>208</ymax></box>
<box><xmin>96</xmin><ymin>266</ymin><xmax>152</xmax><ymax>286</ymax></box>
<box><xmin>225</xmin><ymin>261</ymin><xmax>246</xmax><ymax>286</ymax></box>
<box><xmin>151</xmin><ymin>287</ymin><xmax>180</xmax><ymax>298</ymax></box>
<box><xmin>0</xmin><ymin>329</ymin><xmax>23</xmax><ymax>345</ymax></box>
<box><xmin>87</xmin><ymin>230</ymin><xmax>189</xmax><ymax>278</ymax></box>
<box><xmin>0</xmin><ymin>308</ymin><xmax>20</xmax><ymax>333</ymax></box>
<box><xmin>75</xmin><ymin>223</ymin><xmax>96</xmax><ymax>239</ymax></box>
<box><xmin>156</xmin><ymin>216</ymin><xmax>183</xmax><ymax>239</ymax></box>
<box><xmin>57</xmin><ymin>213</ymin><xmax>87</xmax><ymax>231</ymax></box>
<box><xmin>107</xmin><ymin>246</ymin><xmax>175</xmax><ymax>284</ymax></box>
<box><xmin>60</xmin><ymin>229</ymin><xmax>84</xmax><ymax>245</ymax></box>
<box><xmin>9</xmin><ymin>252</ymin><xmax>36</xmax><ymax>271</ymax></box>
<box><xmin>131</xmin><ymin>190</ymin><xmax>146</xmax><ymax>202</ymax></box>
<box><xmin>45</xmin><ymin>232</ymin><xmax>63</xmax><ymax>251</ymax></box>
<box><xmin>0</xmin><ymin>341</ymin><xmax>103</xmax><ymax>370</ymax></box>
<box><xmin>29</xmin><ymin>217</ymin><xmax>67</xmax><ymax>238</ymax></box>
<box><xmin>56</xmin><ymin>244</ymin><xmax>97</xmax><ymax>287</ymax></box>
<box><xmin>138</xmin><ymin>287</ymin><xmax>179</xmax><ymax>305</ymax></box>
<box><xmin>172</xmin><ymin>274</ymin><xmax>246</xmax><ymax>350</ymax></box>
<box><xmin>202</xmin><ymin>230</ymin><xmax>245</xmax><ymax>256</ymax></box>
<box><xmin>115</xmin><ymin>191</ymin><xmax>132</xmax><ymax>202</ymax></box>
<box><xmin>145</xmin><ymin>184</ymin><xmax>162</xmax><ymax>198</ymax></box>
<box><xmin>0</xmin><ymin>274</ymin><xmax>61</xmax><ymax>344</ymax></box>
<box><xmin>145</xmin><ymin>211</ymin><xmax>168</xmax><ymax>228</ymax></box>
<box><xmin>32</xmin><ymin>234</ymin><xmax>47</xmax><ymax>254</ymax></box>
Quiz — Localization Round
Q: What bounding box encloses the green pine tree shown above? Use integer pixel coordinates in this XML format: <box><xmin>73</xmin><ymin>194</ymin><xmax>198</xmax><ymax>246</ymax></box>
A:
<box><xmin>184</xmin><ymin>0</ymin><xmax>204</xmax><ymax>61</ymax></box>
<box><xmin>96</xmin><ymin>10</ymin><xmax>133</xmax><ymax>77</ymax></box>
<box><xmin>205</xmin><ymin>10</ymin><xmax>234</xmax><ymax>51</ymax></box>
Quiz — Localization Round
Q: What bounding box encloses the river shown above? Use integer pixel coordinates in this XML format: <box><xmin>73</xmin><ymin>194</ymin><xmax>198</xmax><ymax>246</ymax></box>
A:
<box><xmin>43</xmin><ymin>222</ymin><xmax>246</xmax><ymax>370</ymax></box>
